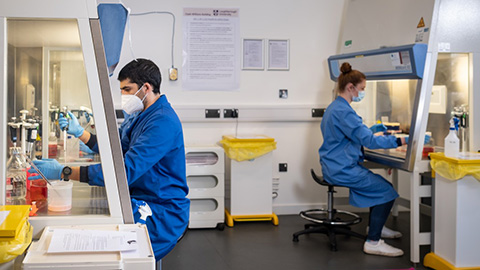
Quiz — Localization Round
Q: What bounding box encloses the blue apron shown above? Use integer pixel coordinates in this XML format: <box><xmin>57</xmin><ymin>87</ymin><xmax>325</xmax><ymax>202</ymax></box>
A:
<box><xmin>319</xmin><ymin>96</ymin><xmax>399</xmax><ymax>208</ymax></box>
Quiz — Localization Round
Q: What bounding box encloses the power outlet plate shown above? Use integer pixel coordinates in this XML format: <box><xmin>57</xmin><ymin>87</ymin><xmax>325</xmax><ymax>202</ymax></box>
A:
<box><xmin>205</xmin><ymin>109</ymin><xmax>220</xmax><ymax>118</ymax></box>
<box><xmin>311</xmin><ymin>108</ymin><xmax>325</xmax><ymax>118</ymax></box>
<box><xmin>224</xmin><ymin>109</ymin><xmax>239</xmax><ymax>118</ymax></box>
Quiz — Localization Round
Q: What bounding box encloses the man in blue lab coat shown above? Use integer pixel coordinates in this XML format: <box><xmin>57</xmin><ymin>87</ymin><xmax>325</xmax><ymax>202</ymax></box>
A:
<box><xmin>31</xmin><ymin>59</ymin><xmax>190</xmax><ymax>260</ymax></box>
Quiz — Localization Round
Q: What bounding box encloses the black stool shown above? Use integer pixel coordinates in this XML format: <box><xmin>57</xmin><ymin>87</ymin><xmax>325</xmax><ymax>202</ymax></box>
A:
<box><xmin>292</xmin><ymin>169</ymin><xmax>364</xmax><ymax>251</ymax></box>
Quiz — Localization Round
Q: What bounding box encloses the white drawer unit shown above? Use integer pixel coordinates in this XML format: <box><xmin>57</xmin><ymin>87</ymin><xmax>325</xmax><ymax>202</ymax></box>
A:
<box><xmin>188</xmin><ymin>197</ymin><xmax>225</xmax><ymax>230</ymax></box>
<box><xmin>187</xmin><ymin>174</ymin><xmax>224</xmax><ymax>198</ymax></box>
<box><xmin>185</xmin><ymin>146</ymin><xmax>225</xmax><ymax>230</ymax></box>
<box><xmin>186</xmin><ymin>147</ymin><xmax>224</xmax><ymax>175</ymax></box>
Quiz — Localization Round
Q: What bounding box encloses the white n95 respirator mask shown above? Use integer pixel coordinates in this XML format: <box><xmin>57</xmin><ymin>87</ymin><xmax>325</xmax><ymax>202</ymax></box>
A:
<box><xmin>121</xmin><ymin>84</ymin><xmax>148</xmax><ymax>115</ymax></box>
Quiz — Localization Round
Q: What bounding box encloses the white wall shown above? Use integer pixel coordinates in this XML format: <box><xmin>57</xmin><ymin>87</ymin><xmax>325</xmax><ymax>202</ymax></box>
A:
<box><xmin>100</xmin><ymin>0</ymin><xmax>347</xmax><ymax>214</ymax></box>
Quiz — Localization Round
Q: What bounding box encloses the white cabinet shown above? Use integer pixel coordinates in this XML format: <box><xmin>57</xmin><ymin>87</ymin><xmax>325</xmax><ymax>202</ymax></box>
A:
<box><xmin>225</xmin><ymin>152</ymin><xmax>278</xmax><ymax>226</ymax></box>
<box><xmin>225</xmin><ymin>152</ymin><xmax>273</xmax><ymax>215</ymax></box>
<box><xmin>185</xmin><ymin>146</ymin><xmax>225</xmax><ymax>229</ymax></box>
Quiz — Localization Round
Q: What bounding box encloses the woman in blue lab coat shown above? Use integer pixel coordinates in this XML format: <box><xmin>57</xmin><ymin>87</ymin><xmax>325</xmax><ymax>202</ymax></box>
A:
<box><xmin>319</xmin><ymin>62</ymin><xmax>405</xmax><ymax>257</ymax></box>
<box><xmin>30</xmin><ymin>59</ymin><xmax>189</xmax><ymax>261</ymax></box>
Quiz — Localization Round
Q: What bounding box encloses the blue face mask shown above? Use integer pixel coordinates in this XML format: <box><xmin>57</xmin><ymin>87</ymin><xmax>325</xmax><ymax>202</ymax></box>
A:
<box><xmin>352</xmin><ymin>86</ymin><xmax>365</xmax><ymax>102</ymax></box>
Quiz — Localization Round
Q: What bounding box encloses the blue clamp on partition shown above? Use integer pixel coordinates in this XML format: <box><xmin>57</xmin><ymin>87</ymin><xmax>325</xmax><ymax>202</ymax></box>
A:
<box><xmin>453</xmin><ymin>117</ymin><xmax>460</xmax><ymax>131</ymax></box>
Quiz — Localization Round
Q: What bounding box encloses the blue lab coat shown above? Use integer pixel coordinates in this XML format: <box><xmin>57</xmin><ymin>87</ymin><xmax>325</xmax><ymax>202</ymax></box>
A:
<box><xmin>88</xmin><ymin>95</ymin><xmax>189</xmax><ymax>260</ymax></box>
<box><xmin>318</xmin><ymin>96</ymin><xmax>399</xmax><ymax>208</ymax></box>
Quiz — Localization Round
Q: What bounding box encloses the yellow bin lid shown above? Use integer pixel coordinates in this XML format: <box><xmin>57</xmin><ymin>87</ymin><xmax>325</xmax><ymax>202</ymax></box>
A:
<box><xmin>0</xmin><ymin>205</ymin><xmax>30</xmax><ymax>239</ymax></box>
<box><xmin>430</xmin><ymin>152</ymin><xmax>480</xmax><ymax>165</ymax></box>
<box><xmin>222</xmin><ymin>135</ymin><xmax>274</xmax><ymax>143</ymax></box>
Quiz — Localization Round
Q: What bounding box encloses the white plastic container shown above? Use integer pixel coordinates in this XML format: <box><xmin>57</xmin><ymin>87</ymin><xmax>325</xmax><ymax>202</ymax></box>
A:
<box><xmin>66</xmin><ymin>135</ymin><xmax>79</xmax><ymax>162</ymax></box>
<box><xmin>48</xmin><ymin>180</ymin><xmax>73</xmax><ymax>212</ymax></box>
<box><xmin>444</xmin><ymin>125</ymin><xmax>459</xmax><ymax>158</ymax></box>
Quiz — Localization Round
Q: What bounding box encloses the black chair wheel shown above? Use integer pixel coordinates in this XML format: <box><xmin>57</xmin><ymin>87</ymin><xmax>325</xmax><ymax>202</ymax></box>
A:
<box><xmin>293</xmin><ymin>235</ymin><xmax>299</xmax><ymax>242</ymax></box>
<box><xmin>216</xmin><ymin>223</ymin><xmax>225</xmax><ymax>231</ymax></box>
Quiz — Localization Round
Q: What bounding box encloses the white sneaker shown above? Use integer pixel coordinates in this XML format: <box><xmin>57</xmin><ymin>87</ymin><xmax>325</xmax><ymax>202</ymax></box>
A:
<box><xmin>366</xmin><ymin>226</ymin><xmax>403</xmax><ymax>239</ymax></box>
<box><xmin>363</xmin><ymin>240</ymin><xmax>404</xmax><ymax>257</ymax></box>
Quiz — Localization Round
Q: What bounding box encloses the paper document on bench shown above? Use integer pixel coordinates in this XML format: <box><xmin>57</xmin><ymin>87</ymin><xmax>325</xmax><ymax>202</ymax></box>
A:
<box><xmin>47</xmin><ymin>229</ymin><xmax>138</xmax><ymax>253</ymax></box>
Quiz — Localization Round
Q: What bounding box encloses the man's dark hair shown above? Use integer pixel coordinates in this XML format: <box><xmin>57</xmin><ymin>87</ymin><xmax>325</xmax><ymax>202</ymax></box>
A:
<box><xmin>118</xmin><ymin>58</ymin><xmax>162</xmax><ymax>94</ymax></box>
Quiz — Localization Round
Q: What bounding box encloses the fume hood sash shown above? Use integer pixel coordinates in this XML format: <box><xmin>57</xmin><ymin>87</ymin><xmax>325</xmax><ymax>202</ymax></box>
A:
<box><xmin>328</xmin><ymin>44</ymin><xmax>427</xmax><ymax>81</ymax></box>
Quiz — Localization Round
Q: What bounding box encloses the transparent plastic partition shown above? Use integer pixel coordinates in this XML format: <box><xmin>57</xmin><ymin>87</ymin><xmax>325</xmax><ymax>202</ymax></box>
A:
<box><xmin>6</xmin><ymin>19</ymin><xmax>109</xmax><ymax>216</ymax></box>
<box><xmin>351</xmin><ymin>79</ymin><xmax>419</xmax><ymax>161</ymax></box>
<box><xmin>427</xmin><ymin>53</ymin><xmax>469</xmax><ymax>152</ymax></box>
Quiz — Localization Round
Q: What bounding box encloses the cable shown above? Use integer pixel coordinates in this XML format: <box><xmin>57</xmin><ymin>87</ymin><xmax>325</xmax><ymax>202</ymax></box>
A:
<box><xmin>130</xmin><ymin>11</ymin><xmax>176</xmax><ymax>68</ymax></box>
<box><xmin>235</xmin><ymin>117</ymin><xmax>239</xmax><ymax>138</ymax></box>
<box><xmin>126</xmin><ymin>7</ymin><xmax>136</xmax><ymax>61</ymax></box>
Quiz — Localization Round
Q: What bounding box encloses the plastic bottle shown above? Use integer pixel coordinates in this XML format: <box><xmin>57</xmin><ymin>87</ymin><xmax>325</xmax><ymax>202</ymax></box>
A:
<box><xmin>6</xmin><ymin>147</ymin><xmax>27</xmax><ymax>205</ymax></box>
<box><xmin>48</xmin><ymin>131</ymin><xmax>58</xmax><ymax>158</ymax></box>
<box><xmin>444</xmin><ymin>118</ymin><xmax>459</xmax><ymax>158</ymax></box>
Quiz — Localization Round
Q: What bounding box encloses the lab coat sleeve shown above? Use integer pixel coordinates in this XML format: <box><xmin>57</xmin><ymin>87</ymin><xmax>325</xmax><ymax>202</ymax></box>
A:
<box><xmin>87</xmin><ymin>163</ymin><xmax>105</xmax><ymax>186</ymax></box>
<box><xmin>122</xmin><ymin>115</ymin><xmax>179</xmax><ymax>186</ymax></box>
<box><xmin>340</xmin><ymin>110</ymin><xmax>398</xmax><ymax>149</ymax></box>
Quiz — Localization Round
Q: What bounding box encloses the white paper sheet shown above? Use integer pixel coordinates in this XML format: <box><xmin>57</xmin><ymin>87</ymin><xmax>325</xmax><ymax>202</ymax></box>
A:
<box><xmin>182</xmin><ymin>8</ymin><xmax>240</xmax><ymax>90</ymax></box>
<box><xmin>47</xmin><ymin>229</ymin><xmax>138</xmax><ymax>253</ymax></box>
<box><xmin>243</xmin><ymin>39</ymin><xmax>264</xmax><ymax>69</ymax></box>
<box><xmin>0</xmin><ymin>211</ymin><xmax>10</xmax><ymax>226</ymax></box>
<box><xmin>268</xmin><ymin>40</ymin><xmax>289</xmax><ymax>70</ymax></box>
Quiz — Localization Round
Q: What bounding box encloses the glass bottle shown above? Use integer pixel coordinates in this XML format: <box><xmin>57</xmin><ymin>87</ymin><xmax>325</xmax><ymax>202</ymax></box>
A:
<box><xmin>6</xmin><ymin>147</ymin><xmax>27</xmax><ymax>205</ymax></box>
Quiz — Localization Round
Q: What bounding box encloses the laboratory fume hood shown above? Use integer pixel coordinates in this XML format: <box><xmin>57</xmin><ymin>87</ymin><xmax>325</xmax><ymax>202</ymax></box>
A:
<box><xmin>0</xmin><ymin>0</ymin><xmax>133</xmax><ymax>237</ymax></box>
<box><xmin>328</xmin><ymin>43</ymin><xmax>428</xmax><ymax>171</ymax></box>
<box><xmin>333</xmin><ymin>0</ymin><xmax>480</xmax><ymax>264</ymax></box>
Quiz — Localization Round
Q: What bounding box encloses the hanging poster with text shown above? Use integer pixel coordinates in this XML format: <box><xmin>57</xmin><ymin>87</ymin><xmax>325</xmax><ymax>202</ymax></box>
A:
<box><xmin>182</xmin><ymin>8</ymin><xmax>240</xmax><ymax>91</ymax></box>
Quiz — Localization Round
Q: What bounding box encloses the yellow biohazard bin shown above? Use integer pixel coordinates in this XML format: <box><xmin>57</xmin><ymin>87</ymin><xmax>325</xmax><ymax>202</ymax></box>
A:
<box><xmin>424</xmin><ymin>152</ymin><xmax>480</xmax><ymax>270</ymax></box>
<box><xmin>220</xmin><ymin>135</ymin><xmax>278</xmax><ymax>227</ymax></box>
<box><xmin>0</xmin><ymin>205</ymin><xmax>33</xmax><ymax>267</ymax></box>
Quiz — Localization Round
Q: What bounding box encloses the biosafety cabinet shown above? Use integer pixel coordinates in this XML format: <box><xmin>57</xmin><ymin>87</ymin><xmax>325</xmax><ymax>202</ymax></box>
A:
<box><xmin>0</xmin><ymin>0</ymin><xmax>133</xmax><ymax>238</ymax></box>
<box><xmin>332</xmin><ymin>0</ymin><xmax>480</xmax><ymax>263</ymax></box>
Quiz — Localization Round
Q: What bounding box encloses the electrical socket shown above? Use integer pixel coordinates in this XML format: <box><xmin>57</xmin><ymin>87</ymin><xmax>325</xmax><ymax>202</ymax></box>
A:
<box><xmin>224</xmin><ymin>109</ymin><xmax>239</xmax><ymax>118</ymax></box>
<box><xmin>205</xmin><ymin>109</ymin><xmax>221</xmax><ymax>118</ymax></box>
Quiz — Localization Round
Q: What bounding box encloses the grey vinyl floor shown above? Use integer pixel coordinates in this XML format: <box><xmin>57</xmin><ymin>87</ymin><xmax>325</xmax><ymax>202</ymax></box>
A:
<box><xmin>163</xmin><ymin>212</ymin><xmax>431</xmax><ymax>270</ymax></box>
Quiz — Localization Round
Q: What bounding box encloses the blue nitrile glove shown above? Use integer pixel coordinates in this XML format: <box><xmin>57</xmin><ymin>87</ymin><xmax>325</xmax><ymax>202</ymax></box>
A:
<box><xmin>84</xmin><ymin>112</ymin><xmax>92</xmax><ymax>124</ymax></box>
<box><xmin>405</xmin><ymin>134</ymin><xmax>431</xmax><ymax>144</ymax></box>
<box><xmin>59</xmin><ymin>111</ymin><xmax>84</xmax><ymax>138</ymax></box>
<box><xmin>369</xmin><ymin>123</ymin><xmax>387</xmax><ymax>133</ymax></box>
<box><xmin>28</xmin><ymin>159</ymin><xmax>63</xmax><ymax>180</ymax></box>
<box><xmin>79</xmin><ymin>141</ymin><xmax>95</xmax><ymax>154</ymax></box>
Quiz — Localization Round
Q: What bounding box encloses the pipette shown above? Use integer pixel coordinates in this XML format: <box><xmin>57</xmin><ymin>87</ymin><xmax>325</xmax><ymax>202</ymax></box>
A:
<box><xmin>24</xmin><ymin>155</ymin><xmax>52</xmax><ymax>186</ymax></box>
<box><xmin>62</xmin><ymin>107</ymin><xmax>69</xmax><ymax>165</ymax></box>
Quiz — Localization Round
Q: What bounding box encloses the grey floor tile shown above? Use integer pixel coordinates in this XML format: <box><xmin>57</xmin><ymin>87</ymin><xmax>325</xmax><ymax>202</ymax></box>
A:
<box><xmin>163</xmin><ymin>212</ymin><xmax>430</xmax><ymax>270</ymax></box>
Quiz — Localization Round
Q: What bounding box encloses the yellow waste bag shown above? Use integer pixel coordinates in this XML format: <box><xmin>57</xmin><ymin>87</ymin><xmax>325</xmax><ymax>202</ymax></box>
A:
<box><xmin>430</xmin><ymin>153</ymin><xmax>480</xmax><ymax>181</ymax></box>
<box><xmin>220</xmin><ymin>135</ymin><xmax>277</xmax><ymax>162</ymax></box>
<box><xmin>0</xmin><ymin>221</ymin><xmax>33</xmax><ymax>263</ymax></box>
